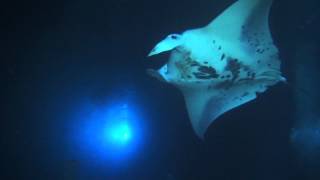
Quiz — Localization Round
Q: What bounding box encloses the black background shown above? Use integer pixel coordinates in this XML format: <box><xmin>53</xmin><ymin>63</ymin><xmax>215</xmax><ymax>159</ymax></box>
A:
<box><xmin>2</xmin><ymin>0</ymin><xmax>320</xmax><ymax>179</ymax></box>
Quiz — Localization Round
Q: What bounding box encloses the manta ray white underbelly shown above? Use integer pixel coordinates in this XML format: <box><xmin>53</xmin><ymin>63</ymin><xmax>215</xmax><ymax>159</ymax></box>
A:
<box><xmin>148</xmin><ymin>0</ymin><xmax>285</xmax><ymax>139</ymax></box>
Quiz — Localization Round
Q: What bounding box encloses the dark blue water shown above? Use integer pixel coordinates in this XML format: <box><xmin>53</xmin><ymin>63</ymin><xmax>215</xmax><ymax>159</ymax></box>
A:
<box><xmin>2</xmin><ymin>0</ymin><xmax>320</xmax><ymax>179</ymax></box>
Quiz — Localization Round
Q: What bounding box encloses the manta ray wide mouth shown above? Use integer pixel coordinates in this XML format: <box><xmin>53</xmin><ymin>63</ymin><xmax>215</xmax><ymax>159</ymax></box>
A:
<box><xmin>146</xmin><ymin>68</ymin><xmax>167</xmax><ymax>82</ymax></box>
<box><xmin>148</xmin><ymin>49</ymin><xmax>170</xmax><ymax>63</ymax></box>
<box><xmin>146</xmin><ymin>50</ymin><xmax>172</xmax><ymax>80</ymax></box>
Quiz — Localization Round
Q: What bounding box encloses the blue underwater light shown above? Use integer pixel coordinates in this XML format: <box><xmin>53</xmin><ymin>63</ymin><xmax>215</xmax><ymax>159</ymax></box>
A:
<box><xmin>108</xmin><ymin>122</ymin><xmax>131</xmax><ymax>144</ymax></box>
<box><xmin>104</xmin><ymin>104</ymin><xmax>133</xmax><ymax>146</ymax></box>
<box><xmin>74</xmin><ymin>100</ymin><xmax>144</xmax><ymax>163</ymax></box>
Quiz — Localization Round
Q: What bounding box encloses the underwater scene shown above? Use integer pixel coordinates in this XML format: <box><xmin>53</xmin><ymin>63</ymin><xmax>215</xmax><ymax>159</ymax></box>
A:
<box><xmin>2</xmin><ymin>0</ymin><xmax>320</xmax><ymax>179</ymax></box>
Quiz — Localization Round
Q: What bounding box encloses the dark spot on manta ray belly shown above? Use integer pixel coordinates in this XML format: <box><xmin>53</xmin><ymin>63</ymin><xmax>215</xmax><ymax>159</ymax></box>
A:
<box><xmin>225</xmin><ymin>58</ymin><xmax>241</xmax><ymax>82</ymax></box>
<box><xmin>200</xmin><ymin>66</ymin><xmax>219</xmax><ymax>77</ymax></box>
<box><xmin>193</xmin><ymin>66</ymin><xmax>219</xmax><ymax>80</ymax></box>
<box><xmin>220</xmin><ymin>54</ymin><xmax>225</xmax><ymax>61</ymax></box>
<box><xmin>246</xmin><ymin>71</ymin><xmax>256</xmax><ymax>78</ymax></box>
<box><xmin>185</xmin><ymin>57</ymin><xmax>201</xmax><ymax>67</ymax></box>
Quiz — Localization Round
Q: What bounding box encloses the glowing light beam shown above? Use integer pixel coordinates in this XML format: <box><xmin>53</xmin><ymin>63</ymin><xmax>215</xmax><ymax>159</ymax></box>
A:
<box><xmin>105</xmin><ymin>118</ymin><xmax>132</xmax><ymax>145</ymax></box>
<box><xmin>73</xmin><ymin>100</ymin><xmax>145</xmax><ymax>165</ymax></box>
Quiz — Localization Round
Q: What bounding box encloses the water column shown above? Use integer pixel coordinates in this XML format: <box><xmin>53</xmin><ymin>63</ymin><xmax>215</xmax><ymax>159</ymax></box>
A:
<box><xmin>291</xmin><ymin>43</ymin><xmax>320</xmax><ymax>177</ymax></box>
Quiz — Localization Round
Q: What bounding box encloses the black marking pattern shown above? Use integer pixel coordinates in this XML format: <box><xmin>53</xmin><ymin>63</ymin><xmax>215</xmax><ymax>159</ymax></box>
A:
<box><xmin>220</xmin><ymin>54</ymin><xmax>225</xmax><ymax>61</ymax></box>
<box><xmin>225</xmin><ymin>58</ymin><xmax>241</xmax><ymax>82</ymax></box>
<box><xmin>211</xmin><ymin>56</ymin><xmax>257</xmax><ymax>90</ymax></box>
<box><xmin>174</xmin><ymin>54</ymin><xmax>220</xmax><ymax>80</ymax></box>
<box><xmin>193</xmin><ymin>66</ymin><xmax>219</xmax><ymax>79</ymax></box>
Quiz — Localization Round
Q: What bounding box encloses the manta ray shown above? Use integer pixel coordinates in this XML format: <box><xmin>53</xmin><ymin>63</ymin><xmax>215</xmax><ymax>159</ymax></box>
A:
<box><xmin>148</xmin><ymin>0</ymin><xmax>285</xmax><ymax>139</ymax></box>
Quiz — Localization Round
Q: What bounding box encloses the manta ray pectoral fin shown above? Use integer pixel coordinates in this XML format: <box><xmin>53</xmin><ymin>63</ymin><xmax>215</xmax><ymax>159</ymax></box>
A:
<box><xmin>181</xmin><ymin>81</ymin><xmax>270</xmax><ymax>139</ymax></box>
<box><xmin>203</xmin><ymin>0</ymin><xmax>282</xmax><ymax>84</ymax></box>
<box><xmin>205</xmin><ymin>0</ymin><xmax>274</xmax><ymax>46</ymax></box>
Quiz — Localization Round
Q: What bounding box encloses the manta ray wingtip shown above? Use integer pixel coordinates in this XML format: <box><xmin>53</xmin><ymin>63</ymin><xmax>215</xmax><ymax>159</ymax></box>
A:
<box><xmin>193</xmin><ymin>125</ymin><xmax>208</xmax><ymax>141</ymax></box>
<box><xmin>197</xmin><ymin>133</ymin><xmax>206</xmax><ymax>141</ymax></box>
<box><xmin>280</xmin><ymin>76</ymin><xmax>287</xmax><ymax>82</ymax></box>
